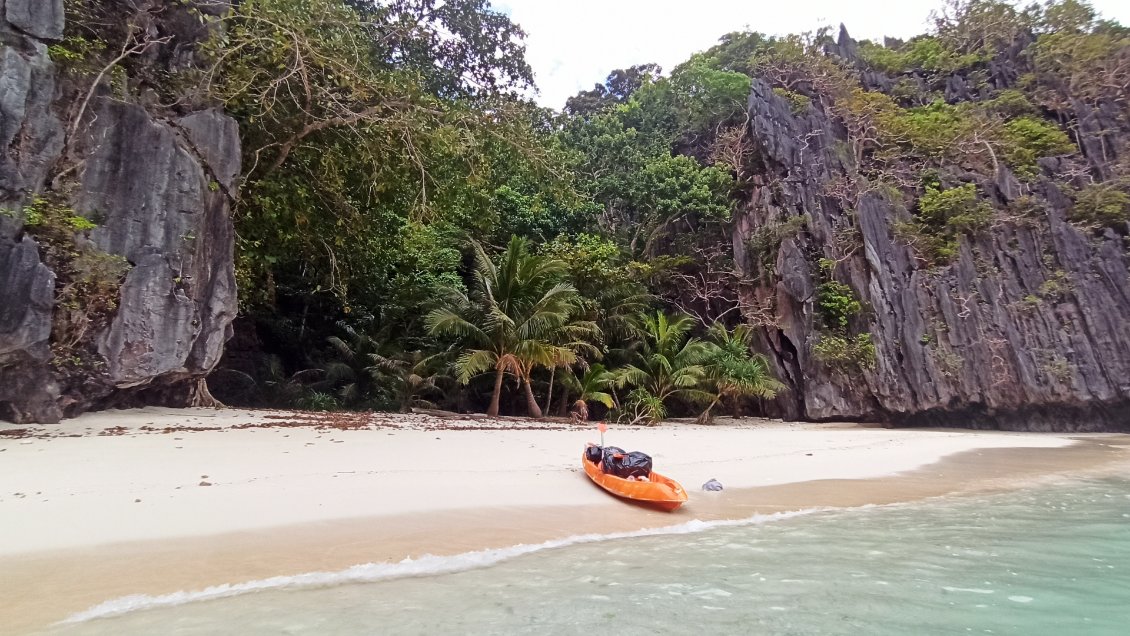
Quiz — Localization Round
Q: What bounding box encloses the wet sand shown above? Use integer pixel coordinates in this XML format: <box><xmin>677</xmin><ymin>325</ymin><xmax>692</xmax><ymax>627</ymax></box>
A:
<box><xmin>2</xmin><ymin>408</ymin><xmax>1128</xmax><ymax>633</ymax></box>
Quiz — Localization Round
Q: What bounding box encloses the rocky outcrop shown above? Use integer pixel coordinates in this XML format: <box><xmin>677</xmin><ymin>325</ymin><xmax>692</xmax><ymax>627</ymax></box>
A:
<box><xmin>735</xmin><ymin>36</ymin><xmax>1130</xmax><ymax>431</ymax></box>
<box><xmin>0</xmin><ymin>2</ymin><xmax>239</xmax><ymax>423</ymax></box>
<box><xmin>79</xmin><ymin>102</ymin><xmax>238</xmax><ymax>388</ymax></box>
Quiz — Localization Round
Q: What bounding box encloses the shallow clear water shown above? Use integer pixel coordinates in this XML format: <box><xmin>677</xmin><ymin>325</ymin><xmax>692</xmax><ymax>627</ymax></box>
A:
<box><xmin>49</xmin><ymin>477</ymin><xmax>1130</xmax><ymax>635</ymax></box>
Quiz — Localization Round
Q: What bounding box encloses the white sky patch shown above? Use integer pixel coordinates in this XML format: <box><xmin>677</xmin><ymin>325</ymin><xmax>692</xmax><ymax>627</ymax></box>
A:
<box><xmin>495</xmin><ymin>0</ymin><xmax>1130</xmax><ymax>110</ymax></box>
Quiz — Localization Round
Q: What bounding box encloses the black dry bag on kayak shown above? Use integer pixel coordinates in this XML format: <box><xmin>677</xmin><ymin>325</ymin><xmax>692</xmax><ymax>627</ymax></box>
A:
<box><xmin>601</xmin><ymin>448</ymin><xmax>652</xmax><ymax>478</ymax></box>
<box><xmin>585</xmin><ymin>445</ymin><xmax>604</xmax><ymax>464</ymax></box>
<box><xmin>597</xmin><ymin>446</ymin><xmax>624</xmax><ymax>473</ymax></box>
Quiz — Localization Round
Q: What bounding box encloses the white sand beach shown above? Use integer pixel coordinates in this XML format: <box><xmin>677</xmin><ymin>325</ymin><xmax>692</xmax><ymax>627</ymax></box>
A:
<box><xmin>2</xmin><ymin>408</ymin><xmax>1127</xmax><ymax>633</ymax></box>
<box><xmin>0</xmin><ymin>407</ymin><xmax>1093</xmax><ymax>553</ymax></box>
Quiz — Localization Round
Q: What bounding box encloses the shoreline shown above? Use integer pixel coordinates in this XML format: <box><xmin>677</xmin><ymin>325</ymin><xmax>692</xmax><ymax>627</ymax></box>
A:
<box><xmin>2</xmin><ymin>408</ymin><xmax>1129</xmax><ymax>633</ymax></box>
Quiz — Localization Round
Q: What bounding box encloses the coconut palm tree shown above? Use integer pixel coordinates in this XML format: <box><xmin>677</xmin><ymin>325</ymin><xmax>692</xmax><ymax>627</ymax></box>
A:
<box><xmin>368</xmin><ymin>349</ymin><xmax>449</xmax><ymax>413</ymax></box>
<box><xmin>539</xmin><ymin>317</ymin><xmax>606</xmax><ymax>415</ymax></box>
<box><xmin>320</xmin><ymin>322</ymin><xmax>447</xmax><ymax>411</ymax></box>
<box><xmin>322</xmin><ymin>323</ymin><xmax>386</xmax><ymax>408</ymax></box>
<box><xmin>618</xmin><ymin>311</ymin><xmax>713</xmax><ymax>424</ymax></box>
<box><xmin>426</xmin><ymin>236</ymin><xmax>597</xmax><ymax>417</ymax></box>
<box><xmin>561</xmin><ymin>363</ymin><xmax>617</xmax><ymax>421</ymax></box>
<box><xmin>697</xmin><ymin>323</ymin><xmax>786</xmax><ymax>424</ymax></box>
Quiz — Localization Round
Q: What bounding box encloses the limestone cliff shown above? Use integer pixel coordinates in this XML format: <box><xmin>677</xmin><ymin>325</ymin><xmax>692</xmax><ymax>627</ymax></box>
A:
<box><xmin>0</xmin><ymin>1</ymin><xmax>238</xmax><ymax>423</ymax></box>
<box><xmin>735</xmin><ymin>28</ymin><xmax>1130</xmax><ymax>431</ymax></box>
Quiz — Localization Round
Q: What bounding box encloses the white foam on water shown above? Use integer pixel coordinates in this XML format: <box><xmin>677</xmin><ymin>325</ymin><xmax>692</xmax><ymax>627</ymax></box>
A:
<box><xmin>1008</xmin><ymin>595</ymin><xmax>1034</xmax><ymax>603</ymax></box>
<box><xmin>63</xmin><ymin>507</ymin><xmax>831</xmax><ymax>624</ymax></box>
<box><xmin>943</xmin><ymin>587</ymin><xmax>995</xmax><ymax>595</ymax></box>
<box><xmin>692</xmin><ymin>588</ymin><xmax>733</xmax><ymax>598</ymax></box>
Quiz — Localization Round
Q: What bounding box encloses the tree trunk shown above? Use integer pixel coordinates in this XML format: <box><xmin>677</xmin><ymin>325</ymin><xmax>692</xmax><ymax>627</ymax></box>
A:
<box><xmin>543</xmin><ymin>366</ymin><xmax>555</xmax><ymax>415</ymax></box>
<box><xmin>696</xmin><ymin>396</ymin><xmax>720</xmax><ymax>425</ymax></box>
<box><xmin>523</xmin><ymin>376</ymin><xmax>544</xmax><ymax>418</ymax></box>
<box><xmin>555</xmin><ymin>387</ymin><xmax>570</xmax><ymax>417</ymax></box>
<box><xmin>487</xmin><ymin>368</ymin><xmax>505</xmax><ymax>417</ymax></box>
<box><xmin>189</xmin><ymin>378</ymin><xmax>223</xmax><ymax>408</ymax></box>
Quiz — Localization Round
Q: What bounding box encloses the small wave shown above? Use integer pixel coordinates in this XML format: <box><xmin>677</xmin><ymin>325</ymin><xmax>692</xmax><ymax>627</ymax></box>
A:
<box><xmin>63</xmin><ymin>508</ymin><xmax>830</xmax><ymax>624</ymax></box>
<box><xmin>942</xmin><ymin>586</ymin><xmax>995</xmax><ymax>594</ymax></box>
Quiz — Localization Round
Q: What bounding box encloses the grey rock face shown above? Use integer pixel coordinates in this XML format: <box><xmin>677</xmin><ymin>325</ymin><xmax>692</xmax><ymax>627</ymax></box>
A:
<box><xmin>176</xmin><ymin>110</ymin><xmax>242</xmax><ymax>191</ymax></box>
<box><xmin>80</xmin><ymin>101</ymin><xmax>216</xmax><ymax>265</ymax></box>
<box><xmin>0</xmin><ymin>356</ymin><xmax>62</xmax><ymax>422</ymax></box>
<box><xmin>4</xmin><ymin>0</ymin><xmax>65</xmax><ymax>41</ymax></box>
<box><xmin>738</xmin><ymin>71</ymin><xmax>1130</xmax><ymax>431</ymax></box>
<box><xmin>0</xmin><ymin>5</ymin><xmax>239</xmax><ymax>423</ymax></box>
<box><xmin>98</xmin><ymin>253</ymin><xmax>199</xmax><ymax>386</ymax></box>
<box><xmin>76</xmin><ymin>99</ymin><xmax>237</xmax><ymax>407</ymax></box>
<box><xmin>0</xmin><ymin>236</ymin><xmax>53</xmax><ymax>361</ymax></box>
<box><xmin>0</xmin><ymin>236</ymin><xmax>61</xmax><ymax>422</ymax></box>
<box><xmin>0</xmin><ymin>40</ymin><xmax>64</xmax><ymax>215</ymax></box>
<box><xmin>0</xmin><ymin>12</ymin><xmax>65</xmax><ymax>423</ymax></box>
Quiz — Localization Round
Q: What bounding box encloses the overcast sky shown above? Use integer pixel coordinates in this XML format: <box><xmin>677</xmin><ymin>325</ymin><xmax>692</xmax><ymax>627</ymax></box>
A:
<box><xmin>494</xmin><ymin>0</ymin><xmax>1130</xmax><ymax>110</ymax></box>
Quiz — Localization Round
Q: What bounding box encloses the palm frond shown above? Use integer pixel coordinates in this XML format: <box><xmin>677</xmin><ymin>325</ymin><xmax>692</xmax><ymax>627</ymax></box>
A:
<box><xmin>338</xmin><ymin>382</ymin><xmax>360</xmax><ymax>404</ymax></box>
<box><xmin>454</xmin><ymin>349</ymin><xmax>497</xmax><ymax>384</ymax></box>
<box><xmin>496</xmin><ymin>352</ymin><xmax>524</xmax><ymax>376</ymax></box>
<box><xmin>674</xmin><ymin>387</ymin><xmax>716</xmax><ymax>404</ymax></box>
<box><xmin>366</xmin><ymin>352</ymin><xmax>406</xmax><ymax>373</ymax></box>
<box><xmin>585</xmin><ymin>390</ymin><xmax>616</xmax><ymax>408</ymax></box>
<box><xmin>670</xmin><ymin>365</ymin><xmax>708</xmax><ymax>388</ymax></box>
<box><xmin>616</xmin><ymin>364</ymin><xmax>649</xmax><ymax>388</ymax></box>
<box><xmin>322</xmin><ymin>361</ymin><xmax>356</xmax><ymax>384</ymax></box>
<box><xmin>326</xmin><ymin>336</ymin><xmax>355</xmax><ymax>362</ymax></box>
<box><xmin>426</xmin><ymin>308</ymin><xmax>490</xmax><ymax>344</ymax></box>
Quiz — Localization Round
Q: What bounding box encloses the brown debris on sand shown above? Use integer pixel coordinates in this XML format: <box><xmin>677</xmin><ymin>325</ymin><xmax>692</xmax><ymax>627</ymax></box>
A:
<box><xmin>0</xmin><ymin>407</ymin><xmax>602</xmax><ymax>440</ymax></box>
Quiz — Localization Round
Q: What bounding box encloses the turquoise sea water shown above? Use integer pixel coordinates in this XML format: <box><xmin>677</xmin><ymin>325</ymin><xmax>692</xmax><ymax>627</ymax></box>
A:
<box><xmin>47</xmin><ymin>476</ymin><xmax>1130</xmax><ymax>635</ymax></box>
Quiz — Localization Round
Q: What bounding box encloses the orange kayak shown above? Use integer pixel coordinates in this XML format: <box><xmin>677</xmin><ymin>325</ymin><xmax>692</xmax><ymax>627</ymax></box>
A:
<box><xmin>582</xmin><ymin>450</ymin><xmax>688</xmax><ymax>511</ymax></box>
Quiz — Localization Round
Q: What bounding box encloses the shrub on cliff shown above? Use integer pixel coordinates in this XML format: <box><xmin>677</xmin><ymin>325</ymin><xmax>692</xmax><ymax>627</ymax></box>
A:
<box><xmin>895</xmin><ymin>183</ymin><xmax>993</xmax><ymax>264</ymax></box>
<box><xmin>1072</xmin><ymin>182</ymin><xmax>1130</xmax><ymax>228</ymax></box>
<box><xmin>812</xmin><ymin>333</ymin><xmax>878</xmax><ymax>371</ymax></box>
<box><xmin>1001</xmin><ymin>117</ymin><xmax>1076</xmax><ymax>176</ymax></box>
<box><xmin>816</xmin><ymin>281</ymin><xmax>863</xmax><ymax>331</ymax></box>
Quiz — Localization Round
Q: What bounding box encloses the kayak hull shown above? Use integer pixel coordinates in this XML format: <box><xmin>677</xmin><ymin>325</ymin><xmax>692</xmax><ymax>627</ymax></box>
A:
<box><xmin>582</xmin><ymin>451</ymin><xmax>688</xmax><ymax>511</ymax></box>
